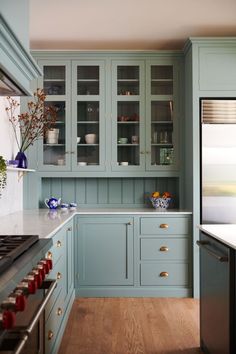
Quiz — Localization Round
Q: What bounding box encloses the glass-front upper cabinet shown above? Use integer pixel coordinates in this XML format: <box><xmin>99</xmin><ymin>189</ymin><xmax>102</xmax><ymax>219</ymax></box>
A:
<box><xmin>146</xmin><ymin>62</ymin><xmax>178</xmax><ymax>170</ymax></box>
<box><xmin>71</xmin><ymin>61</ymin><xmax>106</xmax><ymax>171</ymax></box>
<box><xmin>111</xmin><ymin>61</ymin><xmax>145</xmax><ymax>171</ymax></box>
<box><xmin>37</xmin><ymin>60</ymin><xmax>71</xmax><ymax>171</ymax></box>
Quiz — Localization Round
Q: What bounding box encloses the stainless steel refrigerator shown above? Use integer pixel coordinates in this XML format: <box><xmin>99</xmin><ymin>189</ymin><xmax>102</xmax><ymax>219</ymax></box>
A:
<box><xmin>201</xmin><ymin>99</ymin><xmax>236</xmax><ymax>224</ymax></box>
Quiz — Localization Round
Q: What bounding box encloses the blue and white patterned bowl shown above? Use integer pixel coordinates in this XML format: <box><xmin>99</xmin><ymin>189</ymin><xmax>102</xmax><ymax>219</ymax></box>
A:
<box><xmin>150</xmin><ymin>197</ymin><xmax>172</xmax><ymax>209</ymax></box>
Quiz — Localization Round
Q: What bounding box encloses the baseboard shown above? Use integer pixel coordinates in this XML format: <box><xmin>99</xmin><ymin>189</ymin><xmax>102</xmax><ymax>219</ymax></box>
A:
<box><xmin>75</xmin><ymin>287</ymin><xmax>192</xmax><ymax>298</ymax></box>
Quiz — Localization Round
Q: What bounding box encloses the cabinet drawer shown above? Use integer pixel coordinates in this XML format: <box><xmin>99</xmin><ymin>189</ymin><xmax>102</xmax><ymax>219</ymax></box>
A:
<box><xmin>140</xmin><ymin>217</ymin><xmax>189</xmax><ymax>235</ymax></box>
<box><xmin>45</xmin><ymin>255</ymin><xmax>65</xmax><ymax>317</ymax></box>
<box><xmin>46</xmin><ymin>228</ymin><xmax>65</xmax><ymax>266</ymax></box>
<box><xmin>45</xmin><ymin>288</ymin><xmax>64</xmax><ymax>354</ymax></box>
<box><xmin>140</xmin><ymin>263</ymin><xmax>188</xmax><ymax>286</ymax></box>
<box><xmin>141</xmin><ymin>238</ymin><xmax>188</xmax><ymax>260</ymax></box>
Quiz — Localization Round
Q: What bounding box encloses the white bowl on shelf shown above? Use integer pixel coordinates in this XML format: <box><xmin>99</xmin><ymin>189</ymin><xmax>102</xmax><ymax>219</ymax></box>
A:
<box><xmin>78</xmin><ymin>162</ymin><xmax>87</xmax><ymax>166</ymax></box>
<box><xmin>85</xmin><ymin>134</ymin><xmax>96</xmax><ymax>144</ymax></box>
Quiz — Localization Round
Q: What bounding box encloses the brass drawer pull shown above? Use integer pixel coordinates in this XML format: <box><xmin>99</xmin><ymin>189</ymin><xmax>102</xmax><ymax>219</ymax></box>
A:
<box><xmin>56</xmin><ymin>240</ymin><xmax>62</xmax><ymax>248</ymax></box>
<box><xmin>127</xmin><ymin>222</ymin><xmax>132</xmax><ymax>225</ymax></box>
<box><xmin>48</xmin><ymin>330</ymin><xmax>54</xmax><ymax>340</ymax></box>
<box><xmin>47</xmin><ymin>251</ymin><xmax>52</xmax><ymax>259</ymax></box>
<box><xmin>160</xmin><ymin>224</ymin><xmax>168</xmax><ymax>229</ymax></box>
<box><xmin>57</xmin><ymin>272</ymin><xmax>62</xmax><ymax>280</ymax></box>
<box><xmin>57</xmin><ymin>307</ymin><xmax>63</xmax><ymax>316</ymax></box>
<box><xmin>160</xmin><ymin>271</ymin><xmax>169</xmax><ymax>278</ymax></box>
<box><xmin>159</xmin><ymin>246</ymin><xmax>169</xmax><ymax>252</ymax></box>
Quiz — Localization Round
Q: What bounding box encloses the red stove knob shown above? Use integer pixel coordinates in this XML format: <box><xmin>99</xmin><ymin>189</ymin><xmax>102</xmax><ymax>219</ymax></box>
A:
<box><xmin>31</xmin><ymin>270</ymin><xmax>42</xmax><ymax>288</ymax></box>
<box><xmin>37</xmin><ymin>264</ymin><xmax>46</xmax><ymax>281</ymax></box>
<box><xmin>15</xmin><ymin>294</ymin><xmax>26</xmax><ymax>312</ymax></box>
<box><xmin>46</xmin><ymin>259</ymin><xmax>53</xmax><ymax>270</ymax></box>
<box><xmin>39</xmin><ymin>260</ymin><xmax>50</xmax><ymax>275</ymax></box>
<box><xmin>1</xmin><ymin>310</ymin><xmax>16</xmax><ymax>329</ymax></box>
<box><xmin>24</xmin><ymin>275</ymin><xmax>38</xmax><ymax>294</ymax></box>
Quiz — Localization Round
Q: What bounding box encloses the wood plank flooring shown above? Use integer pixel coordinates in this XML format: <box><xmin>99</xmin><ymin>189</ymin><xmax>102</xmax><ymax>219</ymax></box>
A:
<box><xmin>58</xmin><ymin>298</ymin><xmax>202</xmax><ymax>354</ymax></box>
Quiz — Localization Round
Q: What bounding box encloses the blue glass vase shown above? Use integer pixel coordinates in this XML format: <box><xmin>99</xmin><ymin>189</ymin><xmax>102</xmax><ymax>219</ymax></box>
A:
<box><xmin>15</xmin><ymin>151</ymin><xmax>28</xmax><ymax>169</ymax></box>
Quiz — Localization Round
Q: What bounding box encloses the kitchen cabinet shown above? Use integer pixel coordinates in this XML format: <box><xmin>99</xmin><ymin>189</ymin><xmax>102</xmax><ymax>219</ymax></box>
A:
<box><xmin>31</xmin><ymin>52</ymin><xmax>183</xmax><ymax>177</ymax></box>
<box><xmin>71</xmin><ymin>60</ymin><xmax>106</xmax><ymax>171</ymax></box>
<box><xmin>37</xmin><ymin>60</ymin><xmax>72</xmax><ymax>171</ymax></box>
<box><xmin>198</xmin><ymin>231</ymin><xmax>235</xmax><ymax>354</ymax></box>
<box><xmin>76</xmin><ymin>216</ymin><xmax>134</xmax><ymax>286</ymax></box>
<box><xmin>45</xmin><ymin>218</ymin><xmax>75</xmax><ymax>354</ymax></box>
<box><xmin>75</xmin><ymin>213</ymin><xmax>191</xmax><ymax>297</ymax></box>
<box><xmin>139</xmin><ymin>215</ymin><xmax>190</xmax><ymax>291</ymax></box>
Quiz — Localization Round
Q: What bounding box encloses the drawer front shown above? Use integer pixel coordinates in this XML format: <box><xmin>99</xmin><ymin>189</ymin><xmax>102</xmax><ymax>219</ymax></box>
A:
<box><xmin>47</xmin><ymin>227</ymin><xmax>65</xmax><ymax>266</ymax></box>
<box><xmin>45</xmin><ymin>289</ymin><xmax>64</xmax><ymax>354</ymax></box>
<box><xmin>141</xmin><ymin>238</ymin><xmax>188</xmax><ymax>261</ymax></box>
<box><xmin>45</xmin><ymin>255</ymin><xmax>65</xmax><ymax>318</ymax></box>
<box><xmin>140</xmin><ymin>217</ymin><xmax>189</xmax><ymax>235</ymax></box>
<box><xmin>140</xmin><ymin>263</ymin><xmax>188</xmax><ymax>286</ymax></box>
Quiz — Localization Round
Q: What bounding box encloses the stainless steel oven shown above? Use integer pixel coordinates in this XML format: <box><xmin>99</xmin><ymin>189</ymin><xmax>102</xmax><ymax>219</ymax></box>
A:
<box><xmin>0</xmin><ymin>235</ymin><xmax>56</xmax><ymax>354</ymax></box>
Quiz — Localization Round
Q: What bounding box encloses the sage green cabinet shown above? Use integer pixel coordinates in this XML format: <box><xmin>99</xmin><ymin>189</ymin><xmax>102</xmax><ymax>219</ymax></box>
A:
<box><xmin>45</xmin><ymin>219</ymin><xmax>75</xmax><ymax>354</ymax></box>
<box><xmin>37</xmin><ymin>60</ymin><xmax>72</xmax><ymax>171</ymax></box>
<box><xmin>71</xmin><ymin>60</ymin><xmax>106</xmax><ymax>171</ymax></box>
<box><xmin>31</xmin><ymin>52</ymin><xmax>183</xmax><ymax>177</ymax></box>
<box><xmin>76</xmin><ymin>216</ymin><xmax>134</xmax><ymax>286</ymax></box>
<box><xmin>75</xmin><ymin>213</ymin><xmax>192</xmax><ymax>297</ymax></box>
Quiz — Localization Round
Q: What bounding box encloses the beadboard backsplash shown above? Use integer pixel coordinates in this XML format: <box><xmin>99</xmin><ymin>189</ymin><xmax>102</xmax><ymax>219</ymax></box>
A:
<box><xmin>41</xmin><ymin>178</ymin><xmax>179</xmax><ymax>208</ymax></box>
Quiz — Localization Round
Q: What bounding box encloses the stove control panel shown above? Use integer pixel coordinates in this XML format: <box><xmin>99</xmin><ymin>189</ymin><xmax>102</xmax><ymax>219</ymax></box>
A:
<box><xmin>0</xmin><ymin>257</ymin><xmax>53</xmax><ymax>330</ymax></box>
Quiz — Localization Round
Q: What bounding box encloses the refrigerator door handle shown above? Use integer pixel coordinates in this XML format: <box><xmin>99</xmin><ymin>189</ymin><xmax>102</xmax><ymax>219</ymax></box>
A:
<box><xmin>196</xmin><ymin>240</ymin><xmax>229</xmax><ymax>262</ymax></box>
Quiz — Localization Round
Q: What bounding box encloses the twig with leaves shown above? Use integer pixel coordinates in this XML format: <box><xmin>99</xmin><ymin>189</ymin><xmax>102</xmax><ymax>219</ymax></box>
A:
<box><xmin>5</xmin><ymin>89</ymin><xmax>57</xmax><ymax>152</ymax></box>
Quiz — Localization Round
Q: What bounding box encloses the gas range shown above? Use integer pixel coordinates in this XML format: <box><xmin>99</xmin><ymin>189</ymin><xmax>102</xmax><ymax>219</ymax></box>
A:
<box><xmin>0</xmin><ymin>235</ymin><xmax>55</xmax><ymax>354</ymax></box>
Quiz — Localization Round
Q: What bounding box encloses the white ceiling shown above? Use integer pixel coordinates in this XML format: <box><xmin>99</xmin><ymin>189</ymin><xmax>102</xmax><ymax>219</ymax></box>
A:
<box><xmin>30</xmin><ymin>0</ymin><xmax>236</xmax><ymax>50</ymax></box>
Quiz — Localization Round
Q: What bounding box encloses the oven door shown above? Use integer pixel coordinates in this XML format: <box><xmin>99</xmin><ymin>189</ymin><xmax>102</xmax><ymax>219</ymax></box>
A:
<box><xmin>0</xmin><ymin>279</ymin><xmax>57</xmax><ymax>354</ymax></box>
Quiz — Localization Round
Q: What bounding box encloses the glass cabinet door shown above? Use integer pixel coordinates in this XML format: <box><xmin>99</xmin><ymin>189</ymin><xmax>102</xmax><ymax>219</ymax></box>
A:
<box><xmin>37</xmin><ymin>61</ymin><xmax>71</xmax><ymax>171</ymax></box>
<box><xmin>71</xmin><ymin>61</ymin><xmax>105</xmax><ymax>171</ymax></box>
<box><xmin>111</xmin><ymin>61</ymin><xmax>145</xmax><ymax>171</ymax></box>
<box><xmin>146</xmin><ymin>63</ymin><xmax>177</xmax><ymax>170</ymax></box>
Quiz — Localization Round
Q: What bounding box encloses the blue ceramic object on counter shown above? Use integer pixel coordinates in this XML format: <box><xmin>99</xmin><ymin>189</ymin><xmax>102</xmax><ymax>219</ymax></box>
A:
<box><xmin>45</xmin><ymin>197</ymin><xmax>61</xmax><ymax>209</ymax></box>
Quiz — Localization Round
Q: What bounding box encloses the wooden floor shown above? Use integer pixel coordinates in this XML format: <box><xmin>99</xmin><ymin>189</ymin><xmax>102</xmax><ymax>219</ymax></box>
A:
<box><xmin>58</xmin><ymin>298</ymin><xmax>202</xmax><ymax>354</ymax></box>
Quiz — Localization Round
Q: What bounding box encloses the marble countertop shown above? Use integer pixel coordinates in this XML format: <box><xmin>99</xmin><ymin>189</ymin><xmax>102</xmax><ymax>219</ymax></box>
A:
<box><xmin>0</xmin><ymin>208</ymin><xmax>192</xmax><ymax>239</ymax></box>
<box><xmin>199</xmin><ymin>224</ymin><xmax>236</xmax><ymax>250</ymax></box>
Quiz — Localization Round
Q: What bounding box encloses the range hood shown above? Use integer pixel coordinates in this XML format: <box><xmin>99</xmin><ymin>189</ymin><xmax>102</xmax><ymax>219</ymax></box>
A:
<box><xmin>0</xmin><ymin>14</ymin><xmax>41</xmax><ymax>96</ymax></box>
<box><xmin>0</xmin><ymin>69</ymin><xmax>25</xmax><ymax>96</ymax></box>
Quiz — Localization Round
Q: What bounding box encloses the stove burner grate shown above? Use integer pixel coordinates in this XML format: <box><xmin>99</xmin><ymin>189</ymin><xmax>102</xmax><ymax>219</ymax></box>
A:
<box><xmin>0</xmin><ymin>235</ymin><xmax>39</xmax><ymax>274</ymax></box>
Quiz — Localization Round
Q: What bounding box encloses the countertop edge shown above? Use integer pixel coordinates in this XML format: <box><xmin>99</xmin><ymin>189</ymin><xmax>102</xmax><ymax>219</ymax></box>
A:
<box><xmin>198</xmin><ymin>224</ymin><xmax>236</xmax><ymax>250</ymax></box>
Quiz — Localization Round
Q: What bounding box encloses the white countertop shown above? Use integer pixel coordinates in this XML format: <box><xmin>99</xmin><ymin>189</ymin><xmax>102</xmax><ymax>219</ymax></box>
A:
<box><xmin>0</xmin><ymin>208</ymin><xmax>192</xmax><ymax>239</ymax></box>
<box><xmin>199</xmin><ymin>224</ymin><xmax>236</xmax><ymax>250</ymax></box>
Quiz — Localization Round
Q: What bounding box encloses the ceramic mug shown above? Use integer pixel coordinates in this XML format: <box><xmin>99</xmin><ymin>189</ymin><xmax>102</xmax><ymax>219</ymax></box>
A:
<box><xmin>69</xmin><ymin>202</ymin><xmax>77</xmax><ymax>211</ymax></box>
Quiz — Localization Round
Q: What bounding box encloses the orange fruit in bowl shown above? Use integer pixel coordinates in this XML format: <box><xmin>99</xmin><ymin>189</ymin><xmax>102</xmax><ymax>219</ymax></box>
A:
<box><xmin>152</xmin><ymin>191</ymin><xmax>160</xmax><ymax>198</ymax></box>
<box><xmin>162</xmin><ymin>191</ymin><xmax>172</xmax><ymax>199</ymax></box>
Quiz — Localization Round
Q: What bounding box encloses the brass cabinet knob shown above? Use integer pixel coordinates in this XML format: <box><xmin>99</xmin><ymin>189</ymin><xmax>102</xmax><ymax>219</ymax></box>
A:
<box><xmin>48</xmin><ymin>330</ymin><xmax>54</xmax><ymax>340</ymax></box>
<box><xmin>159</xmin><ymin>246</ymin><xmax>169</xmax><ymax>252</ymax></box>
<box><xmin>57</xmin><ymin>272</ymin><xmax>62</xmax><ymax>280</ymax></box>
<box><xmin>47</xmin><ymin>251</ymin><xmax>53</xmax><ymax>259</ymax></box>
<box><xmin>159</xmin><ymin>223</ymin><xmax>168</xmax><ymax>229</ymax></box>
<box><xmin>140</xmin><ymin>151</ymin><xmax>145</xmax><ymax>155</ymax></box>
<box><xmin>160</xmin><ymin>271</ymin><xmax>169</xmax><ymax>277</ymax></box>
<box><xmin>67</xmin><ymin>227</ymin><xmax>72</xmax><ymax>231</ymax></box>
<box><xmin>127</xmin><ymin>222</ymin><xmax>132</xmax><ymax>225</ymax></box>
<box><xmin>56</xmin><ymin>240</ymin><xmax>62</xmax><ymax>248</ymax></box>
<box><xmin>146</xmin><ymin>151</ymin><xmax>151</xmax><ymax>154</ymax></box>
<box><xmin>57</xmin><ymin>307</ymin><xmax>63</xmax><ymax>316</ymax></box>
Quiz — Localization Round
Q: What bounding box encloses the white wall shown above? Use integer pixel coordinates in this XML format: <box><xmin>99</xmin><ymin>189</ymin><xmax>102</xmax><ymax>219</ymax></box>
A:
<box><xmin>0</xmin><ymin>97</ymin><xmax>23</xmax><ymax>216</ymax></box>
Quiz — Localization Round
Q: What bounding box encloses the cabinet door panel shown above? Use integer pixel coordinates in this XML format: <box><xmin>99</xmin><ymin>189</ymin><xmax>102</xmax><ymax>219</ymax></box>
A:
<box><xmin>37</xmin><ymin>60</ymin><xmax>72</xmax><ymax>171</ymax></box>
<box><xmin>71</xmin><ymin>60</ymin><xmax>106</xmax><ymax>172</ymax></box>
<box><xmin>111</xmin><ymin>60</ymin><xmax>146</xmax><ymax>172</ymax></box>
<box><xmin>77</xmin><ymin>217</ymin><xmax>133</xmax><ymax>285</ymax></box>
<box><xmin>145</xmin><ymin>60</ymin><xmax>179</xmax><ymax>171</ymax></box>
